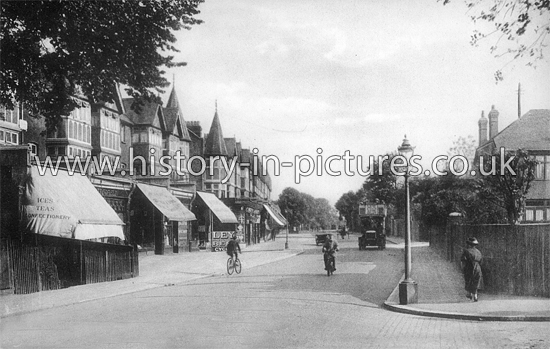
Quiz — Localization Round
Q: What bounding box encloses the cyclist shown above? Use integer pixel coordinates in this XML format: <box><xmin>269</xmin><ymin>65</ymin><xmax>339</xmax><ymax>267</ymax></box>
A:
<box><xmin>226</xmin><ymin>233</ymin><xmax>241</xmax><ymax>261</ymax></box>
<box><xmin>322</xmin><ymin>234</ymin><xmax>339</xmax><ymax>271</ymax></box>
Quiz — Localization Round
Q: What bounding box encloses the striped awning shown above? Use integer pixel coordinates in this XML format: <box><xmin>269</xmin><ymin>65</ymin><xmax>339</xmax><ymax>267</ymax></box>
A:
<box><xmin>263</xmin><ymin>204</ymin><xmax>285</xmax><ymax>226</ymax></box>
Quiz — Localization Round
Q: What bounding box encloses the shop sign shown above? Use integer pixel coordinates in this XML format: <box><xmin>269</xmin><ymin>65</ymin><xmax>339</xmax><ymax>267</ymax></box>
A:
<box><xmin>211</xmin><ymin>230</ymin><xmax>244</xmax><ymax>252</ymax></box>
<box><xmin>97</xmin><ymin>188</ymin><xmax>128</xmax><ymax>198</ymax></box>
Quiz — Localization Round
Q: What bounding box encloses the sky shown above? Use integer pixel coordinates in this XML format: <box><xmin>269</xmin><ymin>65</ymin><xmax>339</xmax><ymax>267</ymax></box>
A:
<box><xmin>163</xmin><ymin>0</ymin><xmax>550</xmax><ymax>205</ymax></box>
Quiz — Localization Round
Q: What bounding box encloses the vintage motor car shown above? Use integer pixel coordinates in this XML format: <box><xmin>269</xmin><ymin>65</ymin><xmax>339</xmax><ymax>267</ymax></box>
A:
<box><xmin>315</xmin><ymin>233</ymin><xmax>333</xmax><ymax>246</ymax></box>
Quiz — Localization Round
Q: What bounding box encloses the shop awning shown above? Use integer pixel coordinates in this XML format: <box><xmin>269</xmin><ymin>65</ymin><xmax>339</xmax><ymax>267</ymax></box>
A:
<box><xmin>23</xmin><ymin>165</ymin><xmax>124</xmax><ymax>240</ymax></box>
<box><xmin>196</xmin><ymin>191</ymin><xmax>238</xmax><ymax>224</ymax></box>
<box><xmin>263</xmin><ymin>204</ymin><xmax>286</xmax><ymax>226</ymax></box>
<box><xmin>136</xmin><ymin>183</ymin><xmax>196</xmax><ymax>221</ymax></box>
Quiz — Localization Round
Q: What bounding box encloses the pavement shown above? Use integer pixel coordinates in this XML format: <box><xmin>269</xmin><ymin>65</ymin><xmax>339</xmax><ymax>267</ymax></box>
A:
<box><xmin>0</xmin><ymin>236</ymin><xmax>304</xmax><ymax>318</ymax></box>
<box><xmin>3</xmin><ymin>232</ymin><xmax>550</xmax><ymax>322</ymax></box>
<box><xmin>383</xmin><ymin>236</ymin><xmax>550</xmax><ymax>321</ymax></box>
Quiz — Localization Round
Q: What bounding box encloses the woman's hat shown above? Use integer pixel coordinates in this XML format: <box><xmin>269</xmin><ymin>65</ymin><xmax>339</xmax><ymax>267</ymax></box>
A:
<box><xmin>467</xmin><ymin>237</ymin><xmax>479</xmax><ymax>245</ymax></box>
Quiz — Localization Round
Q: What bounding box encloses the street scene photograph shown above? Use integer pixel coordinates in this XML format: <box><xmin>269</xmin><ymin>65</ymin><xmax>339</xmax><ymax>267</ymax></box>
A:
<box><xmin>1</xmin><ymin>0</ymin><xmax>550</xmax><ymax>348</ymax></box>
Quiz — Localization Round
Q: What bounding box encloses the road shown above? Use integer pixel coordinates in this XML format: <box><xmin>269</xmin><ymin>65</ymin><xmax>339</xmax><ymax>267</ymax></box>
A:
<box><xmin>1</xmin><ymin>234</ymin><xmax>550</xmax><ymax>348</ymax></box>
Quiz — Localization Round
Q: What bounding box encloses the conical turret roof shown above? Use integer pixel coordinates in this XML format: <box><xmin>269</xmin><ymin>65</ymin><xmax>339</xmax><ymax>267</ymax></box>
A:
<box><xmin>204</xmin><ymin>110</ymin><xmax>228</xmax><ymax>156</ymax></box>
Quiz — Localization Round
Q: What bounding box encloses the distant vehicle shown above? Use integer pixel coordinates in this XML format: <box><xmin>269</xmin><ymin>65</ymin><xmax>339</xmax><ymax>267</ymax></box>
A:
<box><xmin>358</xmin><ymin>203</ymin><xmax>387</xmax><ymax>250</ymax></box>
<box><xmin>315</xmin><ymin>233</ymin><xmax>333</xmax><ymax>246</ymax></box>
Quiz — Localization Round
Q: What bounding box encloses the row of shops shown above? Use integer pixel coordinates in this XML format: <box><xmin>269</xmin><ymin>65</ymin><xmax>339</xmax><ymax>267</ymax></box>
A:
<box><xmin>2</xmin><ymin>149</ymin><xmax>287</xmax><ymax>256</ymax></box>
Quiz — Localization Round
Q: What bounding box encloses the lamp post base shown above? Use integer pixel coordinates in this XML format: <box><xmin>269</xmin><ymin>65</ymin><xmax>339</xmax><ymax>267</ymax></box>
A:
<box><xmin>285</xmin><ymin>242</ymin><xmax>289</xmax><ymax>250</ymax></box>
<box><xmin>399</xmin><ymin>279</ymin><xmax>418</xmax><ymax>305</ymax></box>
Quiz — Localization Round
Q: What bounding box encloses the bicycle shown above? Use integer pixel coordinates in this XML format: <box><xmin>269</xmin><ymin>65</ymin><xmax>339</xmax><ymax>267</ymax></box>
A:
<box><xmin>324</xmin><ymin>251</ymin><xmax>335</xmax><ymax>276</ymax></box>
<box><xmin>227</xmin><ymin>255</ymin><xmax>241</xmax><ymax>275</ymax></box>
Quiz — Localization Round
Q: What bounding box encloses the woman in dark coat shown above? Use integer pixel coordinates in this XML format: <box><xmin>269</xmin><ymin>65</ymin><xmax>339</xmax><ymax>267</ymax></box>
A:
<box><xmin>461</xmin><ymin>237</ymin><xmax>483</xmax><ymax>301</ymax></box>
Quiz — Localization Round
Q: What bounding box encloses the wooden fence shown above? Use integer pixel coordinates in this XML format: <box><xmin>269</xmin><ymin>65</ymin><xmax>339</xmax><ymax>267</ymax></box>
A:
<box><xmin>0</xmin><ymin>233</ymin><xmax>138</xmax><ymax>295</ymax></box>
<box><xmin>430</xmin><ymin>223</ymin><xmax>550</xmax><ymax>298</ymax></box>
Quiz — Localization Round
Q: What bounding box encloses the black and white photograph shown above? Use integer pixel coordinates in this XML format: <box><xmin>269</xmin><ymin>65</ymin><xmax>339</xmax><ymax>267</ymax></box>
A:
<box><xmin>1</xmin><ymin>0</ymin><xmax>550</xmax><ymax>348</ymax></box>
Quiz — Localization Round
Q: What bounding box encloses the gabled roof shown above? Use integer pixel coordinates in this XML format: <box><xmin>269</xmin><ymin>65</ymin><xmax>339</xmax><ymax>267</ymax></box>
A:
<box><xmin>492</xmin><ymin>109</ymin><xmax>550</xmax><ymax>151</ymax></box>
<box><xmin>163</xmin><ymin>108</ymin><xmax>191</xmax><ymax>141</ymax></box>
<box><xmin>204</xmin><ymin>111</ymin><xmax>228</xmax><ymax>156</ymax></box>
<box><xmin>89</xmin><ymin>84</ymin><xmax>126</xmax><ymax>115</ymax></box>
<box><xmin>122</xmin><ymin>98</ymin><xmax>166</xmax><ymax>130</ymax></box>
<box><xmin>163</xmin><ymin>85</ymin><xmax>191</xmax><ymax>141</ymax></box>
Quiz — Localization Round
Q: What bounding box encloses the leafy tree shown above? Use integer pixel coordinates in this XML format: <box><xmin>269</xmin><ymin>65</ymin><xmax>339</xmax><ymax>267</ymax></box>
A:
<box><xmin>413</xmin><ymin>174</ymin><xmax>507</xmax><ymax>226</ymax></box>
<box><xmin>362</xmin><ymin>152</ymin><xmax>399</xmax><ymax>206</ymax></box>
<box><xmin>278</xmin><ymin>188</ymin><xmax>307</xmax><ymax>228</ymax></box>
<box><xmin>477</xmin><ymin>148</ymin><xmax>537</xmax><ymax>224</ymax></box>
<box><xmin>441</xmin><ymin>0</ymin><xmax>549</xmax><ymax>81</ymax></box>
<box><xmin>277</xmin><ymin>188</ymin><xmax>337</xmax><ymax>230</ymax></box>
<box><xmin>1</xmin><ymin>0</ymin><xmax>203</xmax><ymax>131</ymax></box>
<box><xmin>446</xmin><ymin>135</ymin><xmax>477</xmax><ymax>174</ymax></box>
<box><xmin>335</xmin><ymin>191</ymin><xmax>359</xmax><ymax>231</ymax></box>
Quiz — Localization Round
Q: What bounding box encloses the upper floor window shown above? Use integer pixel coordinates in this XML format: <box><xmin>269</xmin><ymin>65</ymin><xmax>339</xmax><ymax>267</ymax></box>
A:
<box><xmin>67</xmin><ymin>120</ymin><xmax>91</xmax><ymax>144</ymax></box>
<box><xmin>0</xmin><ymin>105</ymin><xmax>19</xmax><ymax>124</ymax></box>
<box><xmin>121</xmin><ymin>125</ymin><xmax>127</xmax><ymax>143</ymax></box>
<box><xmin>0</xmin><ymin>129</ymin><xmax>19</xmax><ymax>145</ymax></box>
<box><xmin>534</xmin><ymin>156</ymin><xmax>550</xmax><ymax>180</ymax></box>
<box><xmin>69</xmin><ymin>100</ymin><xmax>91</xmax><ymax>123</ymax></box>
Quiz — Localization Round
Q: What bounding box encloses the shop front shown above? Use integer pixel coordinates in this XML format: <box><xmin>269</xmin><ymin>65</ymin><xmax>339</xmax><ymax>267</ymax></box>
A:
<box><xmin>90</xmin><ymin>175</ymin><xmax>133</xmax><ymax>240</ymax></box>
<box><xmin>21</xmin><ymin>165</ymin><xmax>125</xmax><ymax>241</ymax></box>
<box><xmin>223</xmin><ymin>198</ymin><xmax>263</xmax><ymax>246</ymax></box>
<box><xmin>191</xmin><ymin>191</ymin><xmax>238</xmax><ymax>252</ymax></box>
<box><xmin>129</xmin><ymin>183</ymin><xmax>196</xmax><ymax>255</ymax></box>
<box><xmin>262</xmin><ymin>203</ymin><xmax>287</xmax><ymax>241</ymax></box>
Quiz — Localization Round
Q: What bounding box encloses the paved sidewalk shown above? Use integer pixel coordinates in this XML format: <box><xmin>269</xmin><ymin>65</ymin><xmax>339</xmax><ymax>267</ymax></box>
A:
<box><xmin>384</xmin><ymin>237</ymin><xmax>550</xmax><ymax>321</ymax></box>
<box><xmin>0</xmin><ymin>238</ymin><xmax>303</xmax><ymax>318</ymax></box>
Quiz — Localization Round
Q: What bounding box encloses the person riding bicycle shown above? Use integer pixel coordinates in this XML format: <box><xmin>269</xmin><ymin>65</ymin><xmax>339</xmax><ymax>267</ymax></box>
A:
<box><xmin>322</xmin><ymin>234</ymin><xmax>339</xmax><ymax>271</ymax></box>
<box><xmin>226</xmin><ymin>233</ymin><xmax>241</xmax><ymax>260</ymax></box>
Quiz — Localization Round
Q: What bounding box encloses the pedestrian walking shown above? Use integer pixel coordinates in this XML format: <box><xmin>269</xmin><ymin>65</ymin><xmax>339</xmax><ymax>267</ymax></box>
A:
<box><xmin>461</xmin><ymin>237</ymin><xmax>483</xmax><ymax>302</ymax></box>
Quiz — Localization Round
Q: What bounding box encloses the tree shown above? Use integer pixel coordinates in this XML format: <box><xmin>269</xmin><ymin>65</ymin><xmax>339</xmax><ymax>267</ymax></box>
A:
<box><xmin>277</xmin><ymin>188</ymin><xmax>307</xmax><ymax>228</ymax></box>
<box><xmin>277</xmin><ymin>187</ymin><xmax>337</xmax><ymax>230</ymax></box>
<box><xmin>413</xmin><ymin>174</ymin><xmax>507</xmax><ymax>226</ymax></box>
<box><xmin>335</xmin><ymin>191</ymin><xmax>359</xmax><ymax>230</ymax></box>
<box><xmin>1</xmin><ymin>0</ymin><xmax>203</xmax><ymax>131</ymax></box>
<box><xmin>446</xmin><ymin>135</ymin><xmax>477</xmax><ymax>174</ymax></box>
<box><xmin>362</xmin><ymin>153</ymin><xmax>399</xmax><ymax>206</ymax></box>
<box><xmin>441</xmin><ymin>0</ymin><xmax>550</xmax><ymax>81</ymax></box>
<box><xmin>477</xmin><ymin>148</ymin><xmax>537</xmax><ymax>224</ymax></box>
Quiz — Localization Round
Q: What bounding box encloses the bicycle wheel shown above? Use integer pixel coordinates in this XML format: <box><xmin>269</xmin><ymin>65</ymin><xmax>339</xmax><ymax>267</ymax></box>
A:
<box><xmin>227</xmin><ymin>257</ymin><xmax>234</xmax><ymax>275</ymax></box>
<box><xmin>234</xmin><ymin>258</ymin><xmax>241</xmax><ymax>274</ymax></box>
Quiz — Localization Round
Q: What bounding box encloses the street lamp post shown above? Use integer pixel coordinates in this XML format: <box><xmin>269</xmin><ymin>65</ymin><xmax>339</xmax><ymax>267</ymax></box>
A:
<box><xmin>285</xmin><ymin>226</ymin><xmax>289</xmax><ymax>250</ymax></box>
<box><xmin>398</xmin><ymin>135</ymin><xmax>418</xmax><ymax>305</ymax></box>
<box><xmin>283</xmin><ymin>209</ymin><xmax>289</xmax><ymax>250</ymax></box>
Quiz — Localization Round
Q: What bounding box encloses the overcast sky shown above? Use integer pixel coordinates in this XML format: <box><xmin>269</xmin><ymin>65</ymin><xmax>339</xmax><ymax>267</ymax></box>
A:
<box><xmin>164</xmin><ymin>0</ymin><xmax>550</xmax><ymax>205</ymax></box>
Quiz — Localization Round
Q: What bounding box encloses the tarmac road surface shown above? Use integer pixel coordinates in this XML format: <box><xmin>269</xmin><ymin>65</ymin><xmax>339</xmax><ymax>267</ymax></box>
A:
<box><xmin>1</xmin><ymin>234</ymin><xmax>550</xmax><ymax>348</ymax></box>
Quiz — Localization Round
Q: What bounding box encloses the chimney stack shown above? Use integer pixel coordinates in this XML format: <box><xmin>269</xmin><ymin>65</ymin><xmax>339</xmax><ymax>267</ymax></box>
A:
<box><xmin>478</xmin><ymin>110</ymin><xmax>488</xmax><ymax>145</ymax></box>
<box><xmin>488</xmin><ymin>105</ymin><xmax>499</xmax><ymax>139</ymax></box>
